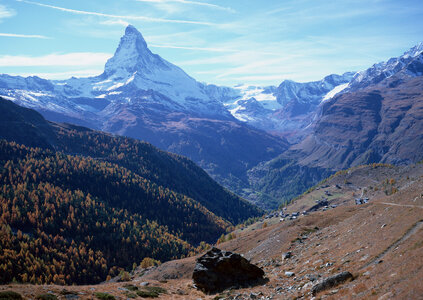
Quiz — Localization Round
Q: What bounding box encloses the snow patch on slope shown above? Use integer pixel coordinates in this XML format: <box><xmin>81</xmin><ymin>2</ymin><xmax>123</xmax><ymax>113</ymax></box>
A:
<box><xmin>0</xmin><ymin>95</ymin><xmax>15</xmax><ymax>101</ymax></box>
<box><xmin>229</xmin><ymin>107</ymin><xmax>250</xmax><ymax>122</ymax></box>
<box><xmin>106</xmin><ymin>82</ymin><xmax>125</xmax><ymax>91</ymax></box>
<box><xmin>233</xmin><ymin>84</ymin><xmax>281</xmax><ymax>110</ymax></box>
<box><xmin>322</xmin><ymin>83</ymin><xmax>349</xmax><ymax>101</ymax></box>
<box><xmin>347</xmin><ymin>43</ymin><xmax>423</xmax><ymax>90</ymax></box>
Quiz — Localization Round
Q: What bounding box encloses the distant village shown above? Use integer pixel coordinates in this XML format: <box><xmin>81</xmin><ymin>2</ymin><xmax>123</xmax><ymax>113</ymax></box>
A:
<box><xmin>262</xmin><ymin>184</ymin><xmax>370</xmax><ymax>222</ymax></box>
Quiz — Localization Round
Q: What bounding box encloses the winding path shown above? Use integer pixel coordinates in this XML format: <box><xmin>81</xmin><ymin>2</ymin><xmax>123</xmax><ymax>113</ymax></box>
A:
<box><xmin>379</xmin><ymin>202</ymin><xmax>423</xmax><ymax>209</ymax></box>
<box><xmin>360</xmin><ymin>218</ymin><xmax>423</xmax><ymax>269</ymax></box>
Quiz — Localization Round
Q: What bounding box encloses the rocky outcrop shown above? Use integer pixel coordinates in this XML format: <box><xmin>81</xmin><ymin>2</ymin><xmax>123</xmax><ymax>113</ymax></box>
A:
<box><xmin>311</xmin><ymin>271</ymin><xmax>353</xmax><ymax>295</ymax></box>
<box><xmin>192</xmin><ymin>247</ymin><xmax>266</xmax><ymax>294</ymax></box>
<box><xmin>282</xmin><ymin>251</ymin><xmax>292</xmax><ymax>260</ymax></box>
<box><xmin>289</xmin><ymin>75</ymin><xmax>423</xmax><ymax>171</ymax></box>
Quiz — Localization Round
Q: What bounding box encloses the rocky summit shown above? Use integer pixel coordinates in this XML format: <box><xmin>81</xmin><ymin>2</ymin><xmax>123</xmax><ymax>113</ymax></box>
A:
<box><xmin>192</xmin><ymin>247</ymin><xmax>266</xmax><ymax>294</ymax></box>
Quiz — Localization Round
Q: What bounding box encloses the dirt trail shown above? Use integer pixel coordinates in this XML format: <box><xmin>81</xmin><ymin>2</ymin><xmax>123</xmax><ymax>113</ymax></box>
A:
<box><xmin>378</xmin><ymin>202</ymin><xmax>423</xmax><ymax>209</ymax></box>
<box><xmin>361</xmin><ymin>219</ymin><xmax>423</xmax><ymax>269</ymax></box>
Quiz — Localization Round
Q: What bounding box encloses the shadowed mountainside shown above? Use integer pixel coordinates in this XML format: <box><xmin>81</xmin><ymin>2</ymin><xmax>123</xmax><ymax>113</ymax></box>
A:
<box><xmin>249</xmin><ymin>75</ymin><xmax>423</xmax><ymax>207</ymax></box>
<box><xmin>0</xmin><ymin>98</ymin><xmax>262</xmax><ymax>285</ymax></box>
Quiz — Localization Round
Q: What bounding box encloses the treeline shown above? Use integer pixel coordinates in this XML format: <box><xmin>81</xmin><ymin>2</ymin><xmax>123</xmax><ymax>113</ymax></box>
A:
<box><xmin>0</xmin><ymin>98</ymin><xmax>262</xmax><ymax>285</ymax></box>
<box><xmin>52</xmin><ymin>123</ymin><xmax>261</xmax><ymax>224</ymax></box>
<box><xmin>0</xmin><ymin>141</ymin><xmax>225</xmax><ymax>284</ymax></box>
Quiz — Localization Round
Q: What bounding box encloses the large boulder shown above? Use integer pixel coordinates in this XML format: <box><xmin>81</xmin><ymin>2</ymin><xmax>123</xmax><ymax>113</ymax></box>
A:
<box><xmin>311</xmin><ymin>271</ymin><xmax>353</xmax><ymax>295</ymax></box>
<box><xmin>192</xmin><ymin>247</ymin><xmax>266</xmax><ymax>294</ymax></box>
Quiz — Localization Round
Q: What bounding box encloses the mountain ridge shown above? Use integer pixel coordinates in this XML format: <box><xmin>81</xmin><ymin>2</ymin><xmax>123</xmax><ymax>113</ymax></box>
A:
<box><xmin>1</xmin><ymin>25</ymin><xmax>423</xmax><ymax>209</ymax></box>
<box><xmin>0</xmin><ymin>96</ymin><xmax>265</xmax><ymax>284</ymax></box>
<box><xmin>0</xmin><ymin>25</ymin><xmax>288</xmax><ymax>205</ymax></box>
<box><xmin>249</xmin><ymin>71</ymin><xmax>423</xmax><ymax>206</ymax></box>
<box><xmin>0</xmin><ymin>97</ymin><xmax>262</xmax><ymax>225</ymax></box>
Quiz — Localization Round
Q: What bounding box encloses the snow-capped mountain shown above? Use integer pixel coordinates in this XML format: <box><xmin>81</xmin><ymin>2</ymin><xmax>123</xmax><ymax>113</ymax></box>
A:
<box><xmin>0</xmin><ymin>25</ymin><xmax>229</xmax><ymax>123</ymax></box>
<box><xmin>98</xmin><ymin>25</ymin><xmax>228</xmax><ymax>115</ymax></box>
<box><xmin>246</xmin><ymin>45</ymin><xmax>423</xmax><ymax>208</ymax></box>
<box><xmin>275</xmin><ymin>72</ymin><xmax>355</xmax><ymax>107</ymax></box>
<box><xmin>0</xmin><ymin>24</ymin><xmax>422</xmax><ymax>207</ymax></box>
<box><xmin>204</xmin><ymin>43</ymin><xmax>423</xmax><ymax>139</ymax></box>
<box><xmin>201</xmin><ymin>72</ymin><xmax>354</xmax><ymax>139</ymax></box>
<box><xmin>0</xmin><ymin>25</ymin><xmax>287</xmax><ymax>202</ymax></box>
<box><xmin>346</xmin><ymin>42</ymin><xmax>423</xmax><ymax>91</ymax></box>
<box><xmin>2</xmin><ymin>26</ymin><xmax>421</xmax><ymax>139</ymax></box>
<box><xmin>201</xmin><ymin>84</ymin><xmax>282</xmax><ymax>131</ymax></box>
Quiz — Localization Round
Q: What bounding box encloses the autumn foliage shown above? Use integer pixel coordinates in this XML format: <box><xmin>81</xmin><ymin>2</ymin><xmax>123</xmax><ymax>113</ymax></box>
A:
<box><xmin>0</xmin><ymin>98</ymin><xmax>262</xmax><ymax>285</ymax></box>
<box><xmin>0</xmin><ymin>140</ymin><xmax>228</xmax><ymax>284</ymax></box>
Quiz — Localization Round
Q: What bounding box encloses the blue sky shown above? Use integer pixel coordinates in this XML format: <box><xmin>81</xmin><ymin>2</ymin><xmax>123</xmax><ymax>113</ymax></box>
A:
<box><xmin>0</xmin><ymin>0</ymin><xmax>422</xmax><ymax>86</ymax></box>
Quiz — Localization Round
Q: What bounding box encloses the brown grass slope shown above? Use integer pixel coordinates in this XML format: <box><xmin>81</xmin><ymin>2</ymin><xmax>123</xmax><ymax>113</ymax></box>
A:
<box><xmin>3</xmin><ymin>163</ymin><xmax>423</xmax><ymax>299</ymax></box>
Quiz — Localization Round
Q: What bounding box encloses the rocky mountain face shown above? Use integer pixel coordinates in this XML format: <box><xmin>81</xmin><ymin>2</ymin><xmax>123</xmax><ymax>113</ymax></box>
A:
<box><xmin>1</xmin><ymin>25</ymin><xmax>422</xmax><ymax>209</ymax></box>
<box><xmin>205</xmin><ymin>43</ymin><xmax>423</xmax><ymax>142</ymax></box>
<box><xmin>293</xmin><ymin>46</ymin><xmax>423</xmax><ymax>170</ymax></box>
<box><xmin>203</xmin><ymin>73</ymin><xmax>355</xmax><ymax>142</ymax></box>
<box><xmin>292</xmin><ymin>74</ymin><xmax>423</xmax><ymax>169</ymax></box>
<box><xmin>0</xmin><ymin>25</ymin><xmax>229</xmax><ymax>119</ymax></box>
<box><xmin>250</xmin><ymin>49</ymin><xmax>423</xmax><ymax>205</ymax></box>
<box><xmin>0</xmin><ymin>25</ymin><xmax>288</xmax><ymax>201</ymax></box>
<box><xmin>346</xmin><ymin>42</ymin><xmax>423</xmax><ymax>91</ymax></box>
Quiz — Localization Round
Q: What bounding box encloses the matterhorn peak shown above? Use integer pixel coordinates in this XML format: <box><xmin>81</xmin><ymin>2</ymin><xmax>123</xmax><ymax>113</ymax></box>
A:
<box><xmin>103</xmin><ymin>25</ymin><xmax>167</xmax><ymax>77</ymax></box>
<box><xmin>125</xmin><ymin>24</ymin><xmax>139</xmax><ymax>34</ymax></box>
<box><xmin>123</xmin><ymin>24</ymin><xmax>148</xmax><ymax>48</ymax></box>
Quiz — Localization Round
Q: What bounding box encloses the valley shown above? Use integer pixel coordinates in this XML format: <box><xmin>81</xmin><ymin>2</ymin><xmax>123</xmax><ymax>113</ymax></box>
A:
<box><xmin>0</xmin><ymin>11</ymin><xmax>423</xmax><ymax>299</ymax></box>
<box><xmin>0</xmin><ymin>98</ymin><xmax>261</xmax><ymax>285</ymax></box>
<box><xmin>2</xmin><ymin>162</ymin><xmax>423</xmax><ymax>298</ymax></box>
<box><xmin>1</xmin><ymin>26</ymin><xmax>422</xmax><ymax>210</ymax></box>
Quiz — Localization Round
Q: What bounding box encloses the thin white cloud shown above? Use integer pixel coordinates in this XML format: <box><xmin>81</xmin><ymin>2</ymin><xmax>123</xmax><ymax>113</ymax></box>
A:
<box><xmin>150</xmin><ymin>43</ymin><xmax>284</xmax><ymax>55</ymax></box>
<box><xmin>229</xmin><ymin>74</ymin><xmax>286</xmax><ymax>82</ymax></box>
<box><xmin>8</xmin><ymin>69</ymin><xmax>104</xmax><ymax>79</ymax></box>
<box><xmin>16</xmin><ymin>0</ymin><xmax>215</xmax><ymax>25</ymax></box>
<box><xmin>135</xmin><ymin>0</ymin><xmax>234</xmax><ymax>12</ymax></box>
<box><xmin>176</xmin><ymin>50</ymin><xmax>300</xmax><ymax>67</ymax></box>
<box><xmin>100</xmin><ymin>19</ymin><xmax>130</xmax><ymax>27</ymax></box>
<box><xmin>0</xmin><ymin>33</ymin><xmax>49</xmax><ymax>39</ymax></box>
<box><xmin>150</xmin><ymin>44</ymin><xmax>237</xmax><ymax>52</ymax></box>
<box><xmin>0</xmin><ymin>4</ymin><xmax>16</xmax><ymax>20</ymax></box>
<box><xmin>144</xmin><ymin>29</ymin><xmax>208</xmax><ymax>46</ymax></box>
<box><xmin>0</xmin><ymin>52</ymin><xmax>111</xmax><ymax>67</ymax></box>
<box><xmin>214</xmin><ymin>57</ymin><xmax>297</xmax><ymax>79</ymax></box>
